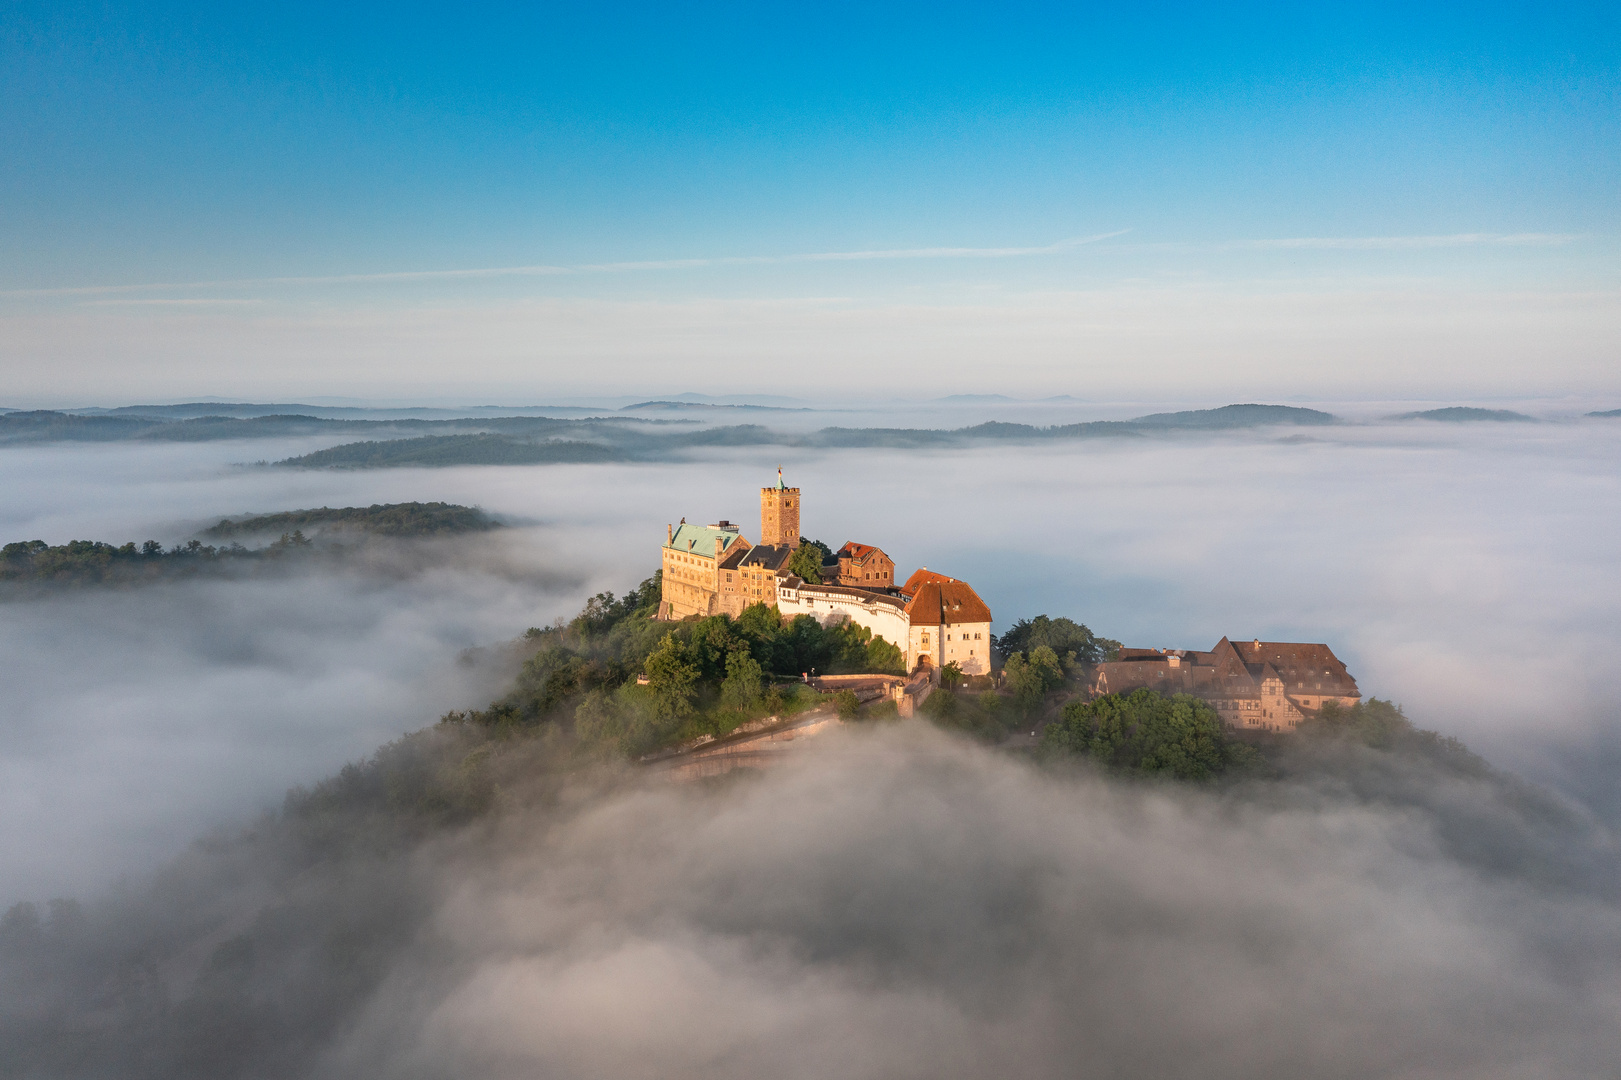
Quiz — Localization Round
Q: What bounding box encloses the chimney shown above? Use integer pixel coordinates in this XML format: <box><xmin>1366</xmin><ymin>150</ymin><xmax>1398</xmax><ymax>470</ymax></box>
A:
<box><xmin>667</xmin><ymin>523</ymin><xmax>673</xmax><ymax>544</ymax></box>
<box><xmin>715</xmin><ymin>537</ymin><xmax>723</xmax><ymax>558</ymax></box>
<box><xmin>1252</xmin><ymin>638</ymin><xmax>1260</xmax><ymax>650</ymax></box>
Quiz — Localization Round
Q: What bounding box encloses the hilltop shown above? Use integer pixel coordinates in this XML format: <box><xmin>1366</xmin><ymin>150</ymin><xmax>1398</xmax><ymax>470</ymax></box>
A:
<box><xmin>1393</xmin><ymin>407</ymin><xmax>1537</xmax><ymax>422</ymax></box>
<box><xmin>0</xmin><ymin>502</ymin><xmax>502</xmax><ymax>591</ymax></box>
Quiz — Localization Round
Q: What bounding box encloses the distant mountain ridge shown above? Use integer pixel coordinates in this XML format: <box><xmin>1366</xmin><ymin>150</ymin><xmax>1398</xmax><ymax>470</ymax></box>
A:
<box><xmin>3</xmin><ymin>402</ymin><xmax>1364</xmax><ymax>467</ymax></box>
<box><xmin>0</xmin><ymin>411</ymin><xmax>676</xmax><ymax>445</ymax></box>
<box><xmin>269</xmin><ymin>405</ymin><xmax>1342</xmax><ymax>468</ymax></box>
<box><xmin>62</xmin><ymin>402</ymin><xmax>607</xmax><ymax>419</ymax></box>
<box><xmin>621</xmin><ymin>401</ymin><xmax>812</xmax><ymax>412</ymax></box>
<box><xmin>1393</xmin><ymin>407</ymin><xmax>1536</xmax><ymax>422</ymax></box>
<box><xmin>1129</xmin><ymin>403</ymin><xmax>1339</xmax><ymax>428</ymax></box>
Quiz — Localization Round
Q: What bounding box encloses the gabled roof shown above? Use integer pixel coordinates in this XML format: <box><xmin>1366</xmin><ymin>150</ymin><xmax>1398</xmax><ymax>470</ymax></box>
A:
<box><xmin>838</xmin><ymin>541</ymin><xmax>888</xmax><ymax>563</ymax></box>
<box><xmin>902</xmin><ymin>568</ymin><xmax>955</xmax><ymax>594</ymax></box>
<box><xmin>668</xmin><ymin>523</ymin><xmax>748</xmax><ymax>558</ymax></box>
<box><xmin>905</xmin><ymin>577</ymin><xmax>992</xmax><ymax>627</ymax></box>
<box><xmin>1220</xmin><ymin>638</ymin><xmax>1358</xmax><ymax>692</ymax></box>
<box><xmin>739</xmin><ymin>543</ymin><xmax>793</xmax><ymax>570</ymax></box>
<box><xmin>1095</xmin><ymin>637</ymin><xmax>1360</xmax><ymax>699</ymax></box>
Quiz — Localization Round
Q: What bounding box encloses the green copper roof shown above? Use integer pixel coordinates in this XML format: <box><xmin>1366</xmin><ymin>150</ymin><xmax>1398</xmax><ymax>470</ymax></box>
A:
<box><xmin>667</xmin><ymin>523</ymin><xmax>743</xmax><ymax>556</ymax></box>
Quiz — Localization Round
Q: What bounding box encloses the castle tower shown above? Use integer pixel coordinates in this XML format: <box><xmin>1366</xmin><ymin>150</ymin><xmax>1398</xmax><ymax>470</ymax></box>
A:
<box><xmin>760</xmin><ymin>467</ymin><xmax>800</xmax><ymax>547</ymax></box>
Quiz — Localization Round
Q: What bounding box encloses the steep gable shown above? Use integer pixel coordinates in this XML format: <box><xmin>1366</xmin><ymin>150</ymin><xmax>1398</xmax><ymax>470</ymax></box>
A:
<box><xmin>905</xmin><ymin>578</ymin><xmax>992</xmax><ymax>627</ymax></box>
<box><xmin>1227</xmin><ymin>638</ymin><xmax>1359</xmax><ymax>696</ymax></box>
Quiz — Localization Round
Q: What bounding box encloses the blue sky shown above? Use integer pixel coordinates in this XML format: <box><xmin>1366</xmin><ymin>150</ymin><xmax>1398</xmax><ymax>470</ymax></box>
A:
<box><xmin>2</xmin><ymin>2</ymin><xmax>1617</xmax><ymax>403</ymax></box>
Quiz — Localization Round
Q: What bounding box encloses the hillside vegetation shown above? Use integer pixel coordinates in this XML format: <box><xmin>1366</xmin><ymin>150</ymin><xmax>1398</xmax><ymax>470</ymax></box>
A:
<box><xmin>275</xmin><ymin>435</ymin><xmax>626</xmax><ymax>468</ymax></box>
<box><xmin>2</xmin><ymin>503</ymin><xmax>499</xmax><ymax>588</ymax></box>
<box><xmin>204</xmin><ymin>502</ymin><xmax>500</xmax><ymax>538</ymax></box>
<box><xmin>452</xmin><ymin>571</ymin><xmax>905</xmax><ymax>759</ymax></box>
<box><xmin>0</xmin><ymin>534</ymin><xmax>308</xmax><ymax>586</ymax></box>
<box><xmin>1393</xmin><ymin>407</ymin><xmax>1536</xmax><ymax>422</ymax></box>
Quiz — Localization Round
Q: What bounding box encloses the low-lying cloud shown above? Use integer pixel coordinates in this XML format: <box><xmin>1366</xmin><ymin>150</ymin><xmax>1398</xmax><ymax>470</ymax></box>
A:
<box><xmin>6</xmin><ymin>725</ymin><xmax>1621</xmax><ymax>1078</ymax></box>
<box><xmin>3</xmin><ymin>416</ymin><xmax>1621</xmax><ymax>905</ymax></box>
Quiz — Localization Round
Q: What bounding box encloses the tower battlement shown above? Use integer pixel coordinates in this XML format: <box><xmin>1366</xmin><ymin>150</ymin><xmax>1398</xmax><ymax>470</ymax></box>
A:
<box><xmin>759</xmin><ymin>467</ymin><xmax>800</xmax><ymax>547</ymax></box>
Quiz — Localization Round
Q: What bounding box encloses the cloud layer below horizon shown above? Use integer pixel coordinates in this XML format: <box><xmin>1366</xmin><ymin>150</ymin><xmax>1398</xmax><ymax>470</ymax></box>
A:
<box><xmin>2</xmin><ymin>418</ymin><xmax>1619</xmax><ymax>904</ymax></box>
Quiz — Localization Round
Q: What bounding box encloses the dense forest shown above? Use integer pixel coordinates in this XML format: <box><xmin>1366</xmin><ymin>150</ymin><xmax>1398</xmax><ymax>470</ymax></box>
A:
<box><xmin>0</xmin><ymin>534</ymin><xmax>307</xmax><ymax>586</ymax></box>
<box><xmin>275</xmin><ymin>435</ymin><xmax>627</xmax><ymax>468</ymax></box>
<box><xmin>1</xmin><ymin>503</ymin><xmax>500</xmax><ymax>587</ymax></box>
<box><xmin>204</xmin><ymin>503</ymin><xmax>499</xmax><ymax>538</ymax></box>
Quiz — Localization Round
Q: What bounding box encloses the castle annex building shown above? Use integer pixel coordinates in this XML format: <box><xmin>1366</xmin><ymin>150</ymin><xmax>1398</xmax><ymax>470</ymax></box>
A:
<box><xmin>659</xmin><ymin>471</ymin><xmax>992</xmax><ymax>676</ymax></box>
<box><xmin>1092</xmin><ymin>637</ymin><xmax>1361</xmax><ymax>732</ymax></box>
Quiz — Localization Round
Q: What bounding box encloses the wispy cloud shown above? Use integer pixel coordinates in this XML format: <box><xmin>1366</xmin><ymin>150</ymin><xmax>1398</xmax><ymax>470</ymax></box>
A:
<box><xmin>3</xmin><ymin>232</ymin><xmax>1132</xmax><ymax>299</ymax></box>
<box><xmin>1248</xmin><ymin>232</ymin><xmax>1578</xmax><ymax>250</ymax></box>
<box><xmin>81</xmin><ymin>298</ymin><xmax>267</xmax><ymax>307</ymax></box>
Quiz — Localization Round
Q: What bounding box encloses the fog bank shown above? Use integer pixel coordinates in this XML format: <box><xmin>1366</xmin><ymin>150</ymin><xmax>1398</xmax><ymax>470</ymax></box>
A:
<box><xmin>6</xmin><ymin>724</ymin><xmax>1620</xmax><ymax>1079</ymax></box>
<box><xmin>2</xmin><ymin>417</ymin><xmax>1619</xmax><ymax>905</ymax></box>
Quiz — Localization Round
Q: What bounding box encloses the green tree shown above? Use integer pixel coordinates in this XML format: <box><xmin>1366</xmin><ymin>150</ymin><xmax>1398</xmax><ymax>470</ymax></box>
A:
<box><xmin>1003</xmin><ymin>646</ymin><xmax>1064</xmax><ymax>714</ymax></box>
<box><xmin>995</xmin><ymin>615</ymin><xmax>1121</xmax><ymax>666</ymax></box>
<box><xmin>720</xmin><ymin>649</ymin><xmax>764</xmax><ymax>710</ymax></box>
<box><xmin>940</xmin><ymin>660</ymin><xmax>964</xmax><ymax>689</ymax></box>
<box><xmin>1042</xmin><ymin>688</ymin><xmax>1250</xmax><ymax>780</ymax></box>
<box><xmin>644</xmin><ymin>633</ymin><xmax>700</xmax><ymax>719</ymax></box>
<box><xmin>834</xmin><ymin>689</ymin><xmax>860</xmax><ymax>718</ymax></box>
<box><xmin>786</xmin><ymin>542</ymin><xmax>824</xmax><ymax>583</ymax></box>
<box><xmin>864</xmin><ymin>633</ymin><xmax>906</xmax><ymax>675</ymax></box>
<box><xmin>573</xmin><ymin>690</ymin><xmax>624</xmax><ymax>748</ymax></box>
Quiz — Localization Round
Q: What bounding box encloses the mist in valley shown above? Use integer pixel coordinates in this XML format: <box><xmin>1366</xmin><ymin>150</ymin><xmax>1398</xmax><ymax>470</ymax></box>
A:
<box><xmin>2</xmin><ymin>413</ymin><xmax>1620</xmax><ymax>1076</ymax></box>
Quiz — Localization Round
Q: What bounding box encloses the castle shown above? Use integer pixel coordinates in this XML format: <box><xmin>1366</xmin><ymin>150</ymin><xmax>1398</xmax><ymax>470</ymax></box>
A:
<box><xmin>1091</xmin><ymin>637</ymin><xmax>1362</xmax><ymax>732</ymax></box>
<box><xmin>659</xmin><ymin>470</ymin><xmax>993</xmax><ymax>676</ymax></box>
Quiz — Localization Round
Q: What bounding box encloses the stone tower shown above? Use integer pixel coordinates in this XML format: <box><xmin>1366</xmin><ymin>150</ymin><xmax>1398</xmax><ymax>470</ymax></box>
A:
<box><xmin>759</xmin><ymin>467</ymin><xmax>800</xmax><ymax>547</ymax></box>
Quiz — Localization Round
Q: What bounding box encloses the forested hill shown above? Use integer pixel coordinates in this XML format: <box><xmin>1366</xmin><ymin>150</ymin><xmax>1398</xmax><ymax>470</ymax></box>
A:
<box><xmin>275</xmin><ymin>436</ymin><xmax>626</xmax><ymax>468</ymax></box>
<box><xmin>203</xmin><ymin>502</ymin><xmax>501</xmax><ymax>538</ymax></box>
<box><xmin>1</xmin><ymin>503</ymin><xmax>501</xmax><ymax>588</ymax></box>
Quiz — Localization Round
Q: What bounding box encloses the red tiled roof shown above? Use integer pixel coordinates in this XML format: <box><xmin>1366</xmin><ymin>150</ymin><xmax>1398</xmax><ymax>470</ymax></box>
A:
<box><xmin>902</xmin><ymin>568</ymin><xmax>955</xmax><ymax>594</ymax></box>
<box><xmin>905</xmin><ymin>578</ymin><xmax>992</xmax><ymax>627</ymax></box>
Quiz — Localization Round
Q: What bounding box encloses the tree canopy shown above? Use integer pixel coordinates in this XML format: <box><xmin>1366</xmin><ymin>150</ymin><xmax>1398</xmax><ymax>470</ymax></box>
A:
<box><xmin>464</xmin><ymin>574</ymin><xmax>906</xmax><ymax>757</ymax></box>
<box><xmin>1002</xmin><ymin>646</ymin><xmax>1065</xmax><ymax>714</ymax></box>
<box><xmin>0</xmin><ymin>533</ymin><xmax>310</xmax><ymax>586</ymax></box>
<box><xmin>786</xmin><ymin>541</ymin><xmax>825</xmax><ymax>583</ymax></box>
<box><xmin>1041</xmin><ymin>688</ymin><xmax>1254</xmax><ymax>780</ymax></box>
<box><xmin>995</xmin><ymin>615</ymin><xmax>1120</xmax><ymax>666</ymax></box>
<box><xmin>204</xmin><ymin>502</ymin><xmax>497</xmax><ymax>538</ymax></box>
